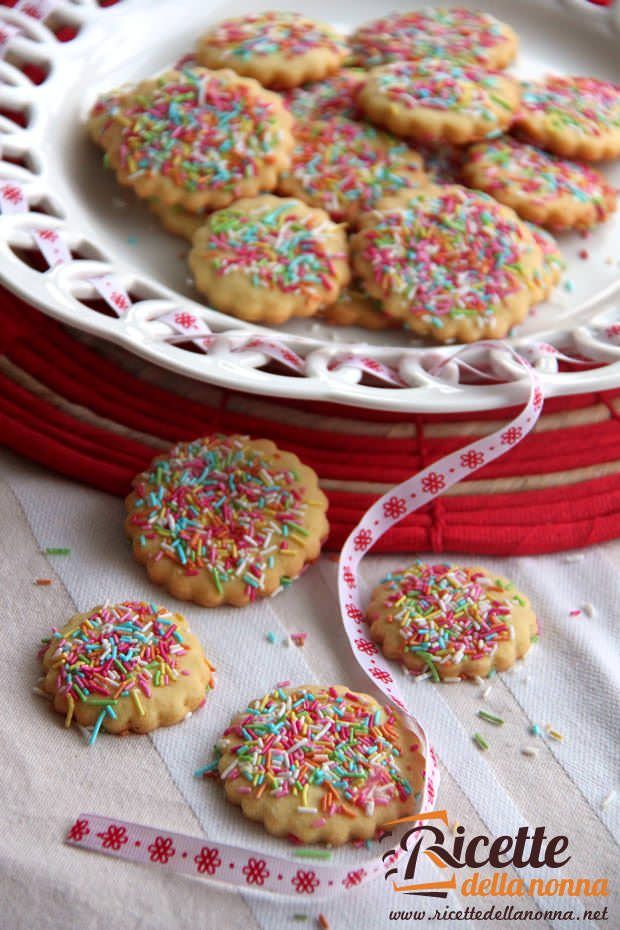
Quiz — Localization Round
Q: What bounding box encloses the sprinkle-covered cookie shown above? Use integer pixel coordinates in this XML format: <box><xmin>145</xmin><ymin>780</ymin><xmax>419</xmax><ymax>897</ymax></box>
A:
<box><xmin>513</xmin><ymin>75</ymin><xmax>620</xmax><ymax>161</ymax></box>
<box><xmin>322</xmin><ymin>283</ymin><xmax>400</xmax><ymax>330</ymax></box>
<box><xmin>359</xmin><ymin>60</ymin><xmax>520</xmax><ymax>145</ymax></box>
<box><xmin>196</xmin><ymin>12</ymin><xmax>348</xmax><ymax>88</ymax></box>
<box><xmin>97</xmin><ymin>68</ymin><xmax>293</xmax><ymax>212</ymax></box>
<box><xmin>527</xmin><ymin>224</ymin><xmax>565</xmax><ymax>303</ymax></box>
<box><xmin>462</xmin><ymin>136</ymin><xmax>617</xmax><ymax>230</ymax></box>
<box><xmin>213</xmin><ymin>685</ymin><xmax>424</xmax><ymax>845</ymax></box>
<box><xmin>125</xmin><ymin>435</ymin><xmax>329</xmax><ymax>607</ymax></box>
<box><xmin>277</xmin><ymin>117</ymin><xmax>426</xmax><ymax>225</ymax></box>
<box><xmin>282</xmin><ymin>68</ymin><xmax>366</xmax><ymax>121</ymax></box>
<box><xmin>87</xmin><ymin>86</ymin><xmax>127</xmax><ymax>145</ymax></box>
<box><xmin>350</xmin><ymin>185</ymin><xmax>542</xmax><ymax>343</ymax></box>
<box><xmin>39</xmin><ymin>602</ymin><xmax>214</xmax><ymax>743</ymax></box>
<box><xmin>188</xmin><ymin>195</ymin><xmax>349</xmax><ymax>324</ymax></box>
<box><xmin>366</xmin><ymin>563</ymin><xmax>537</xmax><ymax>681</ymax></box>
<box><xmin>349</xmin><ymin>7</ymin><xmax>517</xmax><ymax>70</ymax></box>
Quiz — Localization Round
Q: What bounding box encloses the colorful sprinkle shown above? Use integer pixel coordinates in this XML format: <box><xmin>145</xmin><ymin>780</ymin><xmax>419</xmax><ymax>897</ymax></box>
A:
<box><xmin>478</xmin><ymin>709</ymin><xmax>504</xmax><ymax>726</ymax></box>
<box><xmin>473</xmin><ymin>732</ymin><xmax>489</xmax><ymax>751</ymax></box>
<box><xmin>199</xmin><ymin>12</ymin><xmax>347</xmax><ymax>61</ymax></box>
<box><xmin>517</xmin><ymin>75</ymin><xmax>620</xmax><ymax>137</ymax></box>
<box><xmin>283</xmin><ymin>70</ymin><xmax>365</xmax><ymax>121</ymax></box>
<box><xmin>45</xmin><ymin>547</ymin><xmax>71</xmax><ymax>555</ymax></box>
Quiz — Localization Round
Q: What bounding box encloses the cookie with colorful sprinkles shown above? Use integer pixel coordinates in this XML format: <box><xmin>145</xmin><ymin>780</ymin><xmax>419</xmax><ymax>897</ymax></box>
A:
<box><xmin>359</xmin><ymin>59</ymin><xmax>520</xmax><ymax>146</ymax></box>
<box><xmin>350</xmin><ymin>185</ymin><xmax>542</xmax><ymax>343</ymax></box>
<box><xmin>188</xmin><ymin>195</ymin><xmax>350</xmax><ymax>323</ymax></box>
<box><xmin>322</xmin><ymin>283</ymin><xmax>400</xmax><ymax>330</ymax></box>
<box><xmin>282</xmin><ymin>68</ymin><xmax>366</xmax><ymax>122</ymax></box>
<box><xmin>277</xmin><ymin>117</ymin><xmax>426</xmax><ymax>226</ymax></box>
<box><xmin>462</xmin><ymin>136</ymin><xmax>617</xmax><ymax>230</ymax></box>
<box><xmin>196</xmin><ymin>12</ymin><xmax>348</xmax><ymax>89</ymax></box>
<box><xmin>39</xmin><ymin>602</ymin><xmax>214</xmax><ymax>743</ymax></box>
<box><xmin>366</xmin><ymin>563</ymin><xmax>537</xmax><ymax>681</ymax></box>
<box><xmin>96</xmin><ymin>68</ymin><xmax>293</xmax><ymax>212</ymax></box>
<box><xmin>349</xmin><ymin>7</ymin><xmax>518</xmax><ymax>70</ymax></box>
<box><xmin>212</xmin><ymin>685</ymin><xmax>425</xmax><ymax>845</ymax></box>
<box><xmin>513</xmin><ymin>75</ymin><xmax>620</xmax><ymax>161</ymax></box>
<box><xmin>125</xmin><ymin>435</ymin><xmax>329</xmax><ymax>607</ymax></box>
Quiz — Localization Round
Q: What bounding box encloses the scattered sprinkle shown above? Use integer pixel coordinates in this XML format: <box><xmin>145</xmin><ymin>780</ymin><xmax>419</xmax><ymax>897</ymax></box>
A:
<box><xmin>472</xmin><ymin>732</ymin><xmax>489</xmax><ymax>751</ymax></box>
<box><xmin>579</xmin><ymin>249</ymin><xmax>589</xmax><ymax>260</ymax></box>
<box><xmin>290</xmin><ymin>632</ymin><xmax>308</xmax><ymax>647</ymax></box>
<box><xmin>581</xmin><ymin>603</ymin><xmax>595</xmax><ymax>618</ymax></box>
<box><xmin>478</xmin><ymin>709</ymin><xmax>504</xmax><ymax>726</ymax></box>
<box><xmin>530</xmin><ymin>723</ymin><xmax>541</xmax><ymax>736</ymax></box>
<box><xmin>45</xmin><ymin>547</ymin><xmax>71</xmax><ymax>556</ymax></box>
<box><xmin>521</xmin><ymin>746</ymin><xmax>539</xmax><ymax>757</ymax></box>
<box><xmin>601</xmin><ymin>789</ymin><xmax>617</xmax><ymax>810</ymax></box>
<box><xmin>35</xmin><ymin>578</ymin><xmax>53</xmax><ymax>586</ymax></box>
<box><xmin>266</xmin><ymin>631</ymin><xmax>277</xmax><ymax>644</ymax></box>
<box><xmin>546</xmin><ymin>726</ymin><xmax>564</xmax><ymax>742</ymax></box>
<box><xmin>293</xmin><ymin>848</ymin><xmax>333</xmax><ymax>861</ymax></box>
<box><xmin>318</xmin><ymin>916</ymin><xmax>330</xmax><ymax>930</ymax></box>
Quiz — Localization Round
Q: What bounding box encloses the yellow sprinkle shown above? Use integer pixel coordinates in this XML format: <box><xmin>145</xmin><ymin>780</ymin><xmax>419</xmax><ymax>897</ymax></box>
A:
<box><xmin>546</xmin><ymin>726</ymin><xmax>564</xmax><ymax>742</ymax></box>
<box><xmin>64</xmin><ymin>693</ymin><xmax>75</xmax><ymax>729</ymax></box>
<box><xmin>131</xmin><ymin>689</ymin><xmax>145</xmax><ymax>716</ymax></box>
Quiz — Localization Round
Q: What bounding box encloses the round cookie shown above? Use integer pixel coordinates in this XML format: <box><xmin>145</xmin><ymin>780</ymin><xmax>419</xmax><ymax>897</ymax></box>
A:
<box><xmin>215</xmin><ymin>685</ymin><xmax>425</xmax><ymax>845</ymax></box>
<box><xmin>277</xmin><ymin>116</ymin><xmax>426</xmax><ymax>226</ymax></box>
<box><xmin>188</xmin><ymin>195</ymin><xmax>350</xmax><ymax>324</ymax></box>
<box><xmin>196</xmin><ymin>12</ymin><xmax>348</xmax><ymax>89</ymax></box>
<box><xmin>513</xmin><ymin>75</ymin><xmax>620</xmax><ymax>161</ymax></box>
<box><xmin>322</xmin><ymin>284</ymin><xmax>401</xmax><ymax>330</ymax></box>
<box><xmin>39</xmin><ymin>601</ymin><xmax>214</xmax><ymax>743</ymax></box>
<box><xmin>349</xmin><ymin>8</ymin><xmax>517</xmax><ymax>70</ymax></box>
<box><xmin>149</xmin><ymin>199</ymin><xmax>207</xmax><ymax>241</ymax></box>
<box><xmin>462</xmin><ymin>136</ymin><xmax>617</xmax><ymax>230</ymax></box>
<box><xmin>366</xmin><ymin>562</ymin><xmax>537</xmax><ymax>681</ymax></box>
<box><xmin>350</xmin><ymin>185</ymin><xmax>542</xmax><ymax>343</ymax></box>
<box><xmin>125</xmin><ymin>434</ymin><xmax>329</xmax><ymax>607</ymax></box>
<box><xmin>87</xmin><ymin>86</ymin><xmax>128</xmax><ymax>146</ymax></box>
<box><xmin>98</xmin><ymin>68</ymin><xmax>293</xmax><ymax>212</ymax></box>
<box><xmin>359</xmin><ymin>60</ymin><xmax>521</xmax><ymax>145</ymax></box>
<box><xmin>282</xmin><ymin>68</ymin><xmax>366</xmax><ymax>121</ymax></box>
<box><xmin>527</xmin><ymin>224</ymin><xmax>564</xmax><ymax>303</ymax></box>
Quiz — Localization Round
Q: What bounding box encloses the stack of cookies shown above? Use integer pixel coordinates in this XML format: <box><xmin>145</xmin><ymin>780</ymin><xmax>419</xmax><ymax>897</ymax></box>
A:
<box><xmin>88</xmin><ymin>7</ymin><xmax>620</xmax><ymax>344</ymax></box>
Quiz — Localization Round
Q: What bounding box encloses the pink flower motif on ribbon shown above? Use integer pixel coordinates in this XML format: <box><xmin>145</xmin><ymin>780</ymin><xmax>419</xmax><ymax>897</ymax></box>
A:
<box><xmin>361</xmin><ymin>357</ymin><xmax>382</xmax><ymax>372</ymax></box>
<box><xmin>533</xmin><ymin>387</ymin><xmax>544</xmax><ymax>410</ymax></box>
<box><xmin>148</xmin><ymin>835</ymin><xmax>176</xmax><ymax>864</ymax></box>
<box><xmin>110</xmin><ymin>291</ymin><xmax>130</xmax><ymax>313</ymax></box>
<box><xmin>67</xmin><ymin>818</ymin><xmax>90</xmax><ymax>842</ymax></box>
<box><xmin>460</xmin><ymin>450</ymin><xmax>484</xmax><ymax>470</ymax></box>
<box><xmin>194</xmin><ymin>846</ymin><xmax>222</xmax><ymax>875</ymax></box>
<box><xmin>174</xmin><ymin>311</ymin><xmax>197</xmax><ymax>329</ymax></box>
<box><xmin>242</xmin><ymin>857</ymin><xmax>270</xmax><ymax>885</ymax></box>
<box><xmin>421</xmin><ymin>471</ymin><xmax>445</xmax><ymax>495</ymax></box>
<box><xmin>280</xmin><ymin>348</ymin><xmax>303</xmax><ymax>368</ymax></box>
<box><xmin>343</xmin><ymin>868</ymin><xmax>367</xmax><ymax>888</ymax></box>
<box><xmin>345</xmin><ymin>602</ymin><xmax>364</xmax><ymax>622</ymax></box>
<box><xmin>96</xmin><ymin>824</ymin><xmax>128</xmax><ymax>851</ymax></box>
<box><xmin>292</xmin><ymin>869</ymin><xmax>320</xmax><ymax>894</ymax></box>
<box><xmin>501</xmin><ymin>426</ymin><xmax>522</xmax><ymax>446</ymax></box>
<box><xmin>1</xmin><ymin>184</ymin><xmax>23</xmax><ymax>205</ymax></box>
<box><xmin>343</xmin><ymin>566</ymin><xmax>356</xmax><ymax>589</ymax></box>
<box><xmin>383</xmin><ymin>496</ymin><xmax>406</xmax><ymax>520</ymax></box>
<box><xmin>605</xmin><ymin>324</ymin><xmax>620</xmax><ymax>339</ymax></box>
<box><xmin>39</xmin><ymin>228</ymin><xmax>58</xmax><ymax>242</ymax></box>
<box><xmin>354</xmin><ymin>637</ymin><xmax>378</xmax><ymax>656</ymax></box>
<box><xmin>370</xmin><ymin>666</ymin><xmax>393</xmax><ymax>685</ymax></box>
<box><xmin>354</xmin><ymin>528</ymin><xmax>372</xmax><ymax>551</ymax></box>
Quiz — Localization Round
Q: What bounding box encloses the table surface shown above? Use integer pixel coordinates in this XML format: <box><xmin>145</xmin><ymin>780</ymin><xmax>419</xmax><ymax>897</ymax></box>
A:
<box><xmin>1</xmin><ymin>446</ymin><xmax>618</xmax><ymax>930</ymax></box>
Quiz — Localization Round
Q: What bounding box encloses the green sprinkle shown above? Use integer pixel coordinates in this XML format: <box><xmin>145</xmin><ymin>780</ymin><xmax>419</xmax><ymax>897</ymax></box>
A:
<box><xmin>45</xmin><ymin>547</ymin><xmax>71</xmax><ymax>555</ymax></box>
<box><xmin>478</xmin><ymin>710</ymin><xmax>504</xmax><ymax>726</ymax></box>
<box><xmin>266</xmin><ymin>631</ymin><xmax>277</xmax><ymax>644</ymax></box>
<box><xmin>293</xmin><ymin>848</ymin><xmax>333</xmax><ymax>861</ymax></box>
<box><xmin>473</xmin><ymin>732</ymin><xmax>489</xmax><ymax>751</ymax></box>
<box><xmin>418</xmin><ymin>652</ymin><xmax>440</xmax><ymax>682</ymax></box>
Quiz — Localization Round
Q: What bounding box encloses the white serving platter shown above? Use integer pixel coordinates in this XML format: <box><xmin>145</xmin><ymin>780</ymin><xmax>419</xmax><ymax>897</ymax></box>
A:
<box><xmin>1</xmin><ymin>0</ymin><xmax>620</xmax><ymax>412</ymax></box>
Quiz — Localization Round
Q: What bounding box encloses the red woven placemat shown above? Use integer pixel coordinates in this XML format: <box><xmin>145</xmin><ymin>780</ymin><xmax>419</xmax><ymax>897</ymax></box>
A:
<box><xmin>2</xmin><ymin>293</ymin><xmax>620</xmax><ymax>554</ymax></box>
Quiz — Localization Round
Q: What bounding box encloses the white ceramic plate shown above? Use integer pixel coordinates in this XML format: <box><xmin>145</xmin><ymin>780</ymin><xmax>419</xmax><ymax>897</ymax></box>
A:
<box><xmin>1</xmin><ymin>0</ymin><xmax>620</xmax><ymax>411</ymax></box>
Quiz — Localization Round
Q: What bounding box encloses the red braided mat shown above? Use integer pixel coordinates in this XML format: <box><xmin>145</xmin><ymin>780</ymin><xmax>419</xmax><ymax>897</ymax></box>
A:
<box><xmin>2</xmin><ymin>294</ymin><xmax>620</xmax><ymax>554</ymax></box>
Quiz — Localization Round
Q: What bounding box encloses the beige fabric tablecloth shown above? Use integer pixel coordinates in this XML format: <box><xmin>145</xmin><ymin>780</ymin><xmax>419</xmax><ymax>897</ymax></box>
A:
<box><xmin>1</xmin><ymin>447</ymin><xmax>618</xmax><ymax>930</ymax></box>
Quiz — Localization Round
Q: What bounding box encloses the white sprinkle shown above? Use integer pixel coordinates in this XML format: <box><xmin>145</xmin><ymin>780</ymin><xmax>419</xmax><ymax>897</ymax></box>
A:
<box><xmin>563</xmin><ymin>553</ymin><xmax>584</xmax><ymax>563</ymax></box>
<box><xmin>443</xmin><ymin>676</ymin><xmax>461</xmax><ymax>683</ymax></box>
<box><xmin>581</xmin><ymin>603</ymin><xmax>595</xmax><ymax>618</ymax></box>
<box><xmin>297</xmin><ymin>806</ymin><xmax>318</xmax><ymax>814</ymax></box>
<box><xmin>522</xmin><ymin>746</ymin><xmax>539</xmax><ymax>757</ymax></box>
<box><xmin>481</xmin><ymin>685</ymin><xmax>493</xmax><ymax>700</ymax></box>
<box><xmin>602</xmin><ymin>790</ymin><xmax>617</xmax><ymax>810</ymax></box>
<box><xmin>414</xmin><ymin>671</ymin><xmax>431</xmax><ymax>682</ymax></box>
<box><xmin>290</xmin><ymin>738</ymin><xmax>308</xmax><ymax>753</ymax></box>
<box><xmin>220</xmin><ymin>758</ymin><xmax>238</xmax><ymax>779</ymax></box>
<box><xmin>474</xmin><ymin>675</ymin><xmax>485</xmax><ymax>687</ymax></box>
